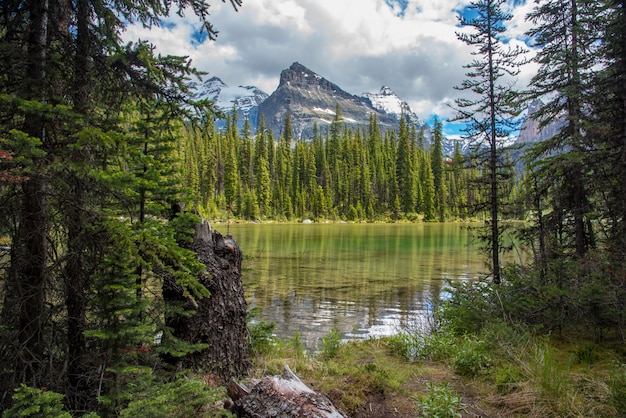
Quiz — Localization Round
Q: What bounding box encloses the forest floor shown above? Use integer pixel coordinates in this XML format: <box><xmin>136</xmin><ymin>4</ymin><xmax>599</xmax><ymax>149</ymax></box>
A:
<box><xmin>237</xmin><ymin>334</ymin><xmax>625</xmax><ymax>418</ymax></box>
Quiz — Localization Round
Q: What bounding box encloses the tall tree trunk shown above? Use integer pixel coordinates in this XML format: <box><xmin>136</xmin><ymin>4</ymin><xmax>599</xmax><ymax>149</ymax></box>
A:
<box><xmin>487</xmin><ymin>2</ymin><xmax>501</xmax><ymax>284</ymax></box>
<box><xmin>1</xmin><ymin>0</ymin><xmax>50</xmax><ymax>390</ymax></box>
<box><xmin>64</xmin><ymin>0</ymin><xmax>92</xmax><ymax>409</ymax></box>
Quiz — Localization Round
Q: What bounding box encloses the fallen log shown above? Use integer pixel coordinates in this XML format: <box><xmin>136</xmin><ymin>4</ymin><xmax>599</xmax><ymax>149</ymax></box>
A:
<box><xmin>227</xmin><ymin>365</ymin><xmax>347</xmax><ymax>418</ymax></box>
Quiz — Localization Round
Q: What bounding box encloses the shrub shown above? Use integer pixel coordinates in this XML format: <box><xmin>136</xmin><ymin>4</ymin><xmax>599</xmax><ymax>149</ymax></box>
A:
<box><xmin>452</xmin><ymin>337</ymin><xmax>492</xmax><ymax>378</ymax></box>
<box><xmin>416</xmin><ymin>382</ymin><xmax>463</xmax><ymax>418</ymax></box>
<box><xmin>120</xmin><ymin>375</ymin><xmax>230</xmax><ymax>418</ymax></box>
<box><xmin>320</xmin><ymin>328</ymin><xmax>342</xmax><ymax>359</ymax></box>
<box><xmin>2</xmin><ymin>385</ymin><xmax>71</xmax><ymax>418</ymax></box>
<box><xmin>386</xmin><ymin>332</ymin><xmax>419</xmax><ymax>361</ymax></box>
<box><xmin>417</xmin><ymin>327</ymin><xmax>459</xmax><ymax>362</ymax></box>
<box><xmin>248</xmin><ymin>320</ymin><xmax>277</xmax><ymax>354</ymax></box>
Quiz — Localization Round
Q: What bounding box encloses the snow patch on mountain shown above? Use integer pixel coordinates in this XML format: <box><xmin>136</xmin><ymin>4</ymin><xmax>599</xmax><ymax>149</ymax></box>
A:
<box><xmin>362</xmin><ymin>86</ymin><xmax>407</xmax><ymax>116</ymax></box>
<box><xmin>195</xmin><ymin>76</ymin><xmax>269</xmax><ymax>117</ymax></box>
<box><xmin>361</xmin><ymin>86</ymin><xmax>430</xmax><ymax>137</ymax></box>
<box><xmin>313</xmin><ymin>107</ymin><xmax>337</xmax><ymax>115</ymax></box>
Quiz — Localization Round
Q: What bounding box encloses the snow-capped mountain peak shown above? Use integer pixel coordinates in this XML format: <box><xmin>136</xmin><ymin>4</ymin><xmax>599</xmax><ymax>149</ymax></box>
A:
<box><xmin>362</xmin><ymin>86</ymin><xmax>410</xmax><ymax>118</ymax></box>
<box><xmin>197</xmin><ymin>77</ymin><xmax>269</xmax><ymax>116</ymax></box>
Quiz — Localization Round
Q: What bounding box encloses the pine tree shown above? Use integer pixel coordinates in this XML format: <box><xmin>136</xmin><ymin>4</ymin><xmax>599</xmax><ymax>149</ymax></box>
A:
<box><xmin>275</xmin><ymin>114</ymin><xmax>294</xmax><ymax>218</ymax></box>
<box><xmin>254</xmin><ymin>116</ymin><xmax>272</xmax><ymax>218</ymax></box>
<box><xmin>431</xmin><ymin>118</ymin><xmax>448</xmax><ymax>221</ymax></box>
<box><xmin>586</xmin><ymin>0</ymin><xmax>626</xmax><ymax>259</ymax></box>
<box><xmin>525</xmin><ymin>0</ymin><xmax>603</xmax><ymax>258</ymax></box>
<box><xmin>454</xmin><ymin>0</ymin><xmax>527</xmax><ymax>283</ymax></box>
<box><xmin>0</xmin><ymin>0</ymin><xmax>243</xmax><ymax>411</ymax></box>
<box><xmin>396</xmin><ymin>114</ymin><xmax>417</xmax><ymax>214</ymax></box>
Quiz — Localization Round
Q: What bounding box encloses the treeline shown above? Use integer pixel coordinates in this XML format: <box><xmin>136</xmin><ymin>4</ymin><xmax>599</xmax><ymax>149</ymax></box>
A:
<box><xmin>180</xmin><ymin>107</ymin><xmax>521</xmax><ymax>222</ymax></box>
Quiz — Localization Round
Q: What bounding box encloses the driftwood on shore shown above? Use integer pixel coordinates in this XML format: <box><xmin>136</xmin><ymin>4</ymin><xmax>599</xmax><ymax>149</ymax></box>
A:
<box><xmin>227</xmin><ymin>365</ymin><xmax>347</xmax><ymax>418</ymax></box>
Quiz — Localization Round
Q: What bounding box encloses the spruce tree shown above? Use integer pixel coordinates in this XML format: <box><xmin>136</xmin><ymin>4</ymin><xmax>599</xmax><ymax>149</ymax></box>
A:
<box><xmin>454</xmin><ymin>0</ymin><xmax>526</xmax><ymax>283</ymax></box>
<box><xmin>431</xmin><ymin>118</ymin><xmax>448</xmax><ymax>221</ymax></box>
<box><xmin>254</xmin><ymin>116</ymin><xmax>272</xmax><ymax>218</ymax></box>
<box><xmin>586</xmin><ymin>0</ymin><xmax>626</xmax><ymax>259</ymax></box>
<box><xmin>525</xmin><ymin>0</ymin><xmax>603</xmax><ymax>258</ymax></box>
<box><xmin>0</xmin><ymin>0</ymin><xmax>243</xmax><ymax>411</ymax></box>
<box><xmin>396</xmin><ymin>114</ymin><xmax>417</xmax><ymax>214</ymax></box>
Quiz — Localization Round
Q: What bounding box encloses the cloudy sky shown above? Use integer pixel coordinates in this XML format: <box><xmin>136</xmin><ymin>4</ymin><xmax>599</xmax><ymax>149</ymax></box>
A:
<box><xmin>124</xmin><ymin>0</ymin><xmax>539</xmax><ymax>136</ymax></box>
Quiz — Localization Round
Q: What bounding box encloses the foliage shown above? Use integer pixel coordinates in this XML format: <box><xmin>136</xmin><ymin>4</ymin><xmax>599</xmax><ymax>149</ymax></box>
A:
<box><xmin>609</xmin><ymin>363</ymin><xmax>626</xmax><ymax>415</ymax></box>
<box><xmin>320</xmin><ymin>328</ymin><xmax>342</xmax><ymax>359</ymax></box>
<box><xmin>453</xmin><ymin>0</ymin><xmax>527</xmax><ymax>283</ymax></box>
<box><xmin>247</xmin><ymin>306</ymin><xmax>277</xmax><ymax>355</ymax></box>
<box><xmin>179</xmin><ymin>109</ymin><xmax>480</xmax><ymax>222</ymax></box>
<box><xmin>416</xmin><ymin>382</ymin><xmax>463</xmax><ymax>418</ymax></box>
<box><xmin>494</xmin><ymin>364</ymin><xmax>525</xmax><ymax>395</ymax></box>
<box><xmin>119</xmin><ymin>375</ymin><xmax>231</xmax><ymax>418</ymax></box>
<box><xmin>452</xmin><ymin>337</ymin><xmax>492</xmax><ymax>378</ymax></box>
<box><xmin>2</xmin><ymin>385</ymin><xmax>71</xmax><ymax>418</ymax></box>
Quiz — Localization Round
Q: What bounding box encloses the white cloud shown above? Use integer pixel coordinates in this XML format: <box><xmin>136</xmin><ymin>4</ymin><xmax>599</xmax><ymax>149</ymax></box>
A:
<box><xmin>122</xmin><ymin>0</ymin><xmax>537</xmax><ymax>126</ymax></box>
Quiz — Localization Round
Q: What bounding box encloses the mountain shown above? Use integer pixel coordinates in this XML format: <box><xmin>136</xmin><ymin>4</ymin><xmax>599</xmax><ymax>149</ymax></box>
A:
<box><xmin>192</xmin><ymin>64</ymin><xmax>557</xmax><ymax>156</ymax></box>
<box><xmin>257</xmin><ymin>62</ymin><xmax>428</xmax><ymax>138</ymax></box>
<box><xmin>362</xmin><ymin>87</ymin><xmax>429</xmax><ymax>127</ymax></box>
<box><xmin>515</xmin><ymin>99</ymin><xmax>564</xmax><ymax>145</ymax></box>
<box><xmin>195</xmin><ymin>76</ymin><xmax>269</xmax><ymax>131</ymax></box>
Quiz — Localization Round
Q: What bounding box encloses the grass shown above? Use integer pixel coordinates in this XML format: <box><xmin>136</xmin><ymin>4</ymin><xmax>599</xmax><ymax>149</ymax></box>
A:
<box><xmin>234</xmin><ymin>326</ymin><xmax>626</xmax><ymax>418</ymax></box>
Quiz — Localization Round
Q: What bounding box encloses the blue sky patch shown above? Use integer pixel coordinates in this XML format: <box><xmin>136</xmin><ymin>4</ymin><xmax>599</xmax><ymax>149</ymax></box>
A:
<box><xmin>160</xmin><ymin>20</ymin><xmax>177</xmax><ymax>30</ymax></box>
<box><xmin>191</xmin><ymin>28</ymin><xmax>209</xmax><ymax>46</ymax></box>
<box><xmin>384</xmin><ymin>0</ymin><xmax>409</xmax><ymax>17</ymax></box>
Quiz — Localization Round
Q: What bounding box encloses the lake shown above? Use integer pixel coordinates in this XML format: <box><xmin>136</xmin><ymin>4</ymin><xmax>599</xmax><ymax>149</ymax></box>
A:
<box><xmin>225</xmin><ymin>222</ymin><xmax>487</xmax><ymax>351</ymax></box>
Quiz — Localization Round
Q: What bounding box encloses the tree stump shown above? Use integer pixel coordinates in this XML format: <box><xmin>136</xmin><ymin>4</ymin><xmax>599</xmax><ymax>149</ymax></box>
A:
<box><xmin>163</xmin><ymin>220</ymin><xmax>251</xmax><ymax>380</ymax></box>
<box><xmin>227</xmin><ymin>365</ymin><xmax>347</xmax><ymax>418</ymax></box>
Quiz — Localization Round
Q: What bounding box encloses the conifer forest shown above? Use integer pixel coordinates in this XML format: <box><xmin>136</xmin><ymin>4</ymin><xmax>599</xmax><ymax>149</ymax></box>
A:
<box><xmin>0</xmin><ymin>0</ymin><xmax>625</xmax><ymax>416</ymax></box>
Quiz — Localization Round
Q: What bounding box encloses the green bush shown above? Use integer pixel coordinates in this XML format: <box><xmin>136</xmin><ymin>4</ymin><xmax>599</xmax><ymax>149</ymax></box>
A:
<box><xmin>248</xmin><ymin>320</ymin><xmax>277</xmax><ymax>354</ymax></box>
<box><xmin>120</xmin><ymin>375</ymin><xmax>231</xmax><ymax>418</ymax></box>
<box><xmin>386</xmin><ymin>332</ymin><xmax>419</xmax><ymax>361</ymax></box>
<box><xmin>417</xmin><ymin>327</ymin><xmax>459</xmax><ymax>362</ymax></box>
<box><xmin>452</xmin><ymin>337</ymin><xmax>492</xmax><ymax>378</ymax></box>
<box><xmin>416</xmin><ymin>382</ymin><xmax>463</xmax><ymax>418</ymax></box>
<box><xmin>3</xmin><ymin>385</ymin><xmax>71</xmax><ymax>418</ymax></box>
<box><xmin>320</xmin><ymin>328</ymin><xmax>342</xmax><ymax>359</ymax></box>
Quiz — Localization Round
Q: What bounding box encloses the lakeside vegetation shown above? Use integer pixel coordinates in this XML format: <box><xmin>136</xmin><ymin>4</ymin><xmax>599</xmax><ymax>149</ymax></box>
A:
<box><xmin>1</xmin><ymin>0</ymin><xmax>625</xmax><ymax>416</ymax></box>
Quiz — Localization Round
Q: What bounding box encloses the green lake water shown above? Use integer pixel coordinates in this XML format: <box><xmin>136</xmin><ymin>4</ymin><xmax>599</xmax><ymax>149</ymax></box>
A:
<box><xmin>225</xmin><ymin>222</ymin><xmax>488</xmax><ymax>350</ymax></box>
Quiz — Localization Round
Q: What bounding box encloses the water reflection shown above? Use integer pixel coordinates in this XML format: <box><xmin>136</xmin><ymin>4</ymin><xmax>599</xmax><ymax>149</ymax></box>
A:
<box><xmin>226</xmin><ymin>223</ymin><xmax>486</xmax><ymax>351</ymax></box>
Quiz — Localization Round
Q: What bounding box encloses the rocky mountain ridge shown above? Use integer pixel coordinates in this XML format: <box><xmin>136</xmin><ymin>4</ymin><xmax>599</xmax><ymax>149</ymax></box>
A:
<box><xmin>202</xmin><ymin>62</ymin><xmax>430</xmax><ymax>140</ymax></box>
<box><xmin>198</xmin><ymin>62</ymin><xmax>558</xmax><ymax>157</ymax></box>
<box><xmin>195</xmin><ymin>76</ymin><xmax>269</xmax><ymax>131</ymax></box>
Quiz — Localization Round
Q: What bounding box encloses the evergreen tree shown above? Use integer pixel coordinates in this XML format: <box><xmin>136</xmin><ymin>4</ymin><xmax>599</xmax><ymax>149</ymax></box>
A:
<box><xmin>449</xmin><ymin>142</ymin><xmax>468</xmax><ymax>219</ymax></box>
<box><xmin>224</xmin><ymin>128</ymin><xmax>241</xmax><ymax>215</ymax></box>
<box><xmin>454</xmin><ymin>0</ymin><xmax>526</xmax><ymax>283</ymax></box>
<box><xmin>254</xmin><ymin>116</ymin><xmax>272</xmax><ymax>217</ymax></box>
<box><xmin>590</xmin><ymin>0</ymin><xmax>626</xmax><ymax>260</ymax></box>
<box><xmin>275</xmin><ymin>113</ymin><xmax>294</xmax><ymax>218</ymax></box>
<box><xmin>420</xmin><ymin>152</ymin><xmax>436</xmax><ymax>221</ymax></box>
<box><xmin>431</xmin><ymin>118</ymin><xmax>448</xmax><ymax>221</ymax></box>
<box><xmin>0</xmin><ymin>0</ymin><xmax>243</xmax><ymax>411</ymax></box>
<box><xmin>525</xmin><ymin>0</ymin><xmax>602</xmax><ymax>258</ymax></box>
<box><xmin>396</xmin><ymin>114</ymin><xmax>417</xmax><ymax>214</ymax></box>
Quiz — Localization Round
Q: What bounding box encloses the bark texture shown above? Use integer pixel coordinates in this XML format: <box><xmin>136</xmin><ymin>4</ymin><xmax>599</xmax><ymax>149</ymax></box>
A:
<box><xmin>227</xmin><ymin>365</ymin><xmax>347</xmax><ymax>418</ymax></box>
<box><xmin>164</xmin><ymin>221</ymin><xmax>251</xmax><ymax>380</ymax></box>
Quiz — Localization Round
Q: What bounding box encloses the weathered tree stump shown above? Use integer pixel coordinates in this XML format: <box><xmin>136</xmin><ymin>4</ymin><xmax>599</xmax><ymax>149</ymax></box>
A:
<box><xmin>163</xmin><ymin>220</ymin><xmax>251</xmax><ymax>380</ymax></box>
<box><xmin>227</xmin><ymin>365</ymin><xmax>347</xmax><ymax>418</ymax></box>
